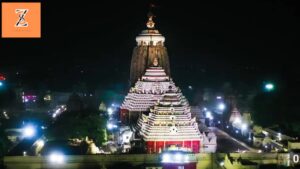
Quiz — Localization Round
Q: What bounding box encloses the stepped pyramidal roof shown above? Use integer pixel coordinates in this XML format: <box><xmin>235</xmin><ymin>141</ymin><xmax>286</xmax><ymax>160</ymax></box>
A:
<box><xmin>121</xmin><ymin>66</ymin><xmax>176</xmax><ymax>112</ymax></box>
<box><xmin>137</xmin><ymin>86</ymin><xmax>202</xmax><ymax>142</ymax></box>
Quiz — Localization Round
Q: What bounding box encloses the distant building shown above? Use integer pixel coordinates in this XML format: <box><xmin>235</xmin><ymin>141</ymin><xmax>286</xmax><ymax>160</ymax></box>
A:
<box><xmin>229</xmin><ymin>107</ymin><xmax>242</xmax><ymax>124</ymax></box>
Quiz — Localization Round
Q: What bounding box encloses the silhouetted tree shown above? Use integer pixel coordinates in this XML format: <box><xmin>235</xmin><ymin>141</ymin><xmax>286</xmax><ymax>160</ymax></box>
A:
<box><xmin>46</xmin><ymin>110</ymin><xmax>107</xmax><ymax>146</ymax></box>
<box><xmin>67</xmin><ymin>93</ymin><xmax>83</xmax><ymax>112</ymax></box>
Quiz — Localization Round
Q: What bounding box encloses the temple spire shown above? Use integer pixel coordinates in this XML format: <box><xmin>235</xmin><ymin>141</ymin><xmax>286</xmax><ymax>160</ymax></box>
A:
<box><xmin>130</xmin><ymin>4</ymin><xmax>170</xmax><ymax>85</ymax></box>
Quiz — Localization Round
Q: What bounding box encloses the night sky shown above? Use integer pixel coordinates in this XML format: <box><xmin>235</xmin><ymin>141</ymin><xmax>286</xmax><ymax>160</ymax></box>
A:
<box><xmin>0</xmin><ymin>0</ymin><xmax>299</xmax><ymax>93</ymax></box>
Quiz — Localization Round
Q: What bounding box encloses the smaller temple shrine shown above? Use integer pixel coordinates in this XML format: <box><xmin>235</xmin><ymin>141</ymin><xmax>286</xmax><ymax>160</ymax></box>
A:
<box><xmin>136</xmin><ymin>86</ymin><xmax>202</xmax><ymax>153</ymax></box>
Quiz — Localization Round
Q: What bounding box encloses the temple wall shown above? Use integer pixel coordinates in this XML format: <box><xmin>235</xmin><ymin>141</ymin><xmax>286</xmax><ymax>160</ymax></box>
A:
<box><xmin>146</xmin><ymin>141</ymin><xmax>200</xmax><ymax>154</ymax></box>
<box><xmin>2</xmin><ymin>153</ymin><xmax>293</xmax><ymax>169</ymax></box>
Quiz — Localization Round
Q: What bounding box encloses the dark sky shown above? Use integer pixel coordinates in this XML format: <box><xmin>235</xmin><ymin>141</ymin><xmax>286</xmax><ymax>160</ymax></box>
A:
<box><xmin>0</xmin><ymin>0</ymin><xmax>299</xmax><ymax>92</ymax></box>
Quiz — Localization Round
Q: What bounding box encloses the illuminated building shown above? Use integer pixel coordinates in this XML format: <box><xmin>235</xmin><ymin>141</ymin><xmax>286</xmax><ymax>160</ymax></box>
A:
<box><xmin>121</xmin><ymin>66</ymin><xmax>176</xmax><ymax>124</ymax></box>
<box><xmin>121</xmin><ymin>14</ymin><xmax>216</xmax><ymax>154</ymax></box>
<box><xmin>130</xmin><ymin>13</ymin><xmax>170</xmax><ymax>85</ymax></box>
<box><xmin>136</xmin><ymin>85</ymin><xmax>202</xmax><ymax>153</ymax></box>
<box><xmin>229</xmin><ymin>107</ymin><xmax>242</xmax><ymax>124</ymax></box>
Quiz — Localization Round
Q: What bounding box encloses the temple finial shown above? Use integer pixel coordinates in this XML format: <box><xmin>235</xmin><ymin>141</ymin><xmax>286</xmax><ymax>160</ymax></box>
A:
<box><xmin>146</xmin><ymin>4</ymin><xmax>155</xmax><ymax>29</ymax></box>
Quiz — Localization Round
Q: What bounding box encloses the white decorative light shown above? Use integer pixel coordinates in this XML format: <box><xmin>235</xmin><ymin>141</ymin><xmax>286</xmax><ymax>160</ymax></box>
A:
<box><xmin>175</xmin><ymin>153</ymin><xmax>182</xmax><ymax>162</ymax></box>
<box><xmin>184</xmin><ymin>155</ymin><xmax>189</xmax><ymax>162</ymax></box>
<box><xmin>107</xmin><ymin>123</ymin><xmax>114</xmax><ymax>130</ymax></box>
<box><xmin>233</xmin><ymin>117</ymin><xmax>241</xmax><ymax>124</ymax></box>
<box><xmin>206</xmin><ymin>111</ymin><xmax>213</xmax><ymax>120</ymax></box>
<box><xmin>241</xmin><ymin>123</ymin><xmax>248</xmax><ymax>131</ymax></box>
<box><xmin>23</xmin><ymin>125</ymin><xmax>36</xmax><ymax>138</ymax></box>
<box><xmin>265</xmin><ymin>83</ymin><xmax>274</xmax><ymax>91</ymax></box>
<box><xmin>162</xmin><ymin>153</ymin><xmax>171</xmax><ymax>163</ymax></box>
<box><xmin>107</xmin><ymin>108</ymin><xmax>113</xmax><ymax>115</ymax></box>
<box><xmin>49</xmin><ymin>152</ymin><xmax>65</xmax><ymax>164</ymax></box>
<box><xmin>218</xmin><ymin>103</ymin><xmax>225</xmax><ymax>111</ymax></box>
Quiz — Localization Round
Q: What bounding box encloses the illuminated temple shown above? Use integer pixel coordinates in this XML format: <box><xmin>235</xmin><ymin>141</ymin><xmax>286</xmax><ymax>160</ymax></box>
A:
<box><xmin>129</xmin><ymin>13</ymin><xmax>170</xmax><ymax>85</ymax></box>
<box><xmin>121</xmin><ymin>14</ymin><xmax>216</xmax><ymax>153</ymax></box>
<box><xmin>121</xmin><ymin>15</ymin><xmax>172</xmax><ymax>124</ymax></box>
<box><xmin>120</xmin><ymin>65</ymin><xmax>176</xmax><ymax>124</ymax></box>
<box><xmin>137</xmin><ymin>86</ymin><xmax>202</xmax><ymax>153</ymax></box>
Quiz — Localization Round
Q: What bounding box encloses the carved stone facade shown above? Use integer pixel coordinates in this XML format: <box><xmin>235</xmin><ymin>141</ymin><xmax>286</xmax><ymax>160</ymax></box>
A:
<box><xmin>130</xmin><ymin>16</ymin><xmax>170</xmax><ymax>85</ymax></box>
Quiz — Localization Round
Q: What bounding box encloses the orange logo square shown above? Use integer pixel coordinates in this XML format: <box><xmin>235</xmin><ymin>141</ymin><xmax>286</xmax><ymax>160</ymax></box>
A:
<box><xmin>1</xmin><ymin>2</ymin><xmax>41</xmax><ymax>38</ymax></box>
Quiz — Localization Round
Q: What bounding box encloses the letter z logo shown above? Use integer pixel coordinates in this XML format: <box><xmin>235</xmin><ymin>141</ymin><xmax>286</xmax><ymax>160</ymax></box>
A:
<box><xmin>15</xmin><ymin>9</ymin><xmax>29</xmax><ymax>27</ymax></box>
<box><xmin>2</xmin><ymin>2</ymin><xmax>41</xmax><ymax>38</ymax></box>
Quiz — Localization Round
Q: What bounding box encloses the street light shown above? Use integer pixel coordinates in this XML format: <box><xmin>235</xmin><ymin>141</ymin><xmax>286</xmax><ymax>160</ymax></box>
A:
<box><xmin>233</xmin><ymin>117</ymin><xmax>241</xmax><ymax>124</ymax></box>
<box><xmin>218</xmin><ymin>103</ymin><xmax>225</xmax><ymax>111</ymax></box>
<box><xmin>107</xmin><ymin>123</ymin><xmax>114</xmax><ymax>130</ymax></box>
<box><xmin>277</xmin><ymin>133</ymin><xmax>282</xmax><ymax>141</ymax></box>
<box><xmin>264</xmin><ymin>83</ymin><xmax>275</xmax><ymax>92</ymax></box>
<box><xmin>205</xmin><ymin>111</ymin><xmax>213</xmax><ymax>120</ymax></box>
<box><xmin>23</xmin><ymin>125</ymin><xmax>36</xmax><ymax>138</ymax></box>
<box><xmin>107</xmin><ymin>122</ymin><xmax>117</xmax><ymax>130</ymax></box>
<box><xmin>107</xmin><ymin>107</ymin><xmax>113</xmax><ymax>115</ymax></box>
<box><xmin>241</xmin><ymin>123</ymin><xmax>248</xmax><ymax>131</ymax></box>
<box><xmin>161</xmin><ymin>152</ymin><xmax>190</xmax><ymax>163</ymax></box>
<box><xmin>49</xmin><ymin>152</ymin><xmax>65</xmax><ymax>164</ymax></box>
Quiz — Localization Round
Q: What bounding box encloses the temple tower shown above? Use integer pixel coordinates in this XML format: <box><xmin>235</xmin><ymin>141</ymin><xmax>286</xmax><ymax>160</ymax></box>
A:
<box><xmin>130</xmin><ymin>13</ymin><xmax>170</xmax><ymax>85</ymax></box>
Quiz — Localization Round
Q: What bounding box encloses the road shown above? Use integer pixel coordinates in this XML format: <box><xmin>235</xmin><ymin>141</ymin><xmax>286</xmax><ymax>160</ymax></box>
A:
<box><xmin>210</xmin><ymin>127</ymin><xmax>256</xmax><ymax>153</ymax></box>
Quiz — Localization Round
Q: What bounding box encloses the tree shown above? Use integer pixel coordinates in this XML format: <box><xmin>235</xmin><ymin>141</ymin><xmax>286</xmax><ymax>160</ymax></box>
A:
<box><xmin>46</xmin><ymin>110</ymin><xmax>107</xmax><ymax>146</ymax></box>
<box><xmin>67</xmin><ymin>93</ymin><xmax>83</xmax><ymax>112</ymax></box>
<box><xmin>0</xmin><ymin>125</ymin><xmax>10</xmax><ymax>157</ymax></box>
